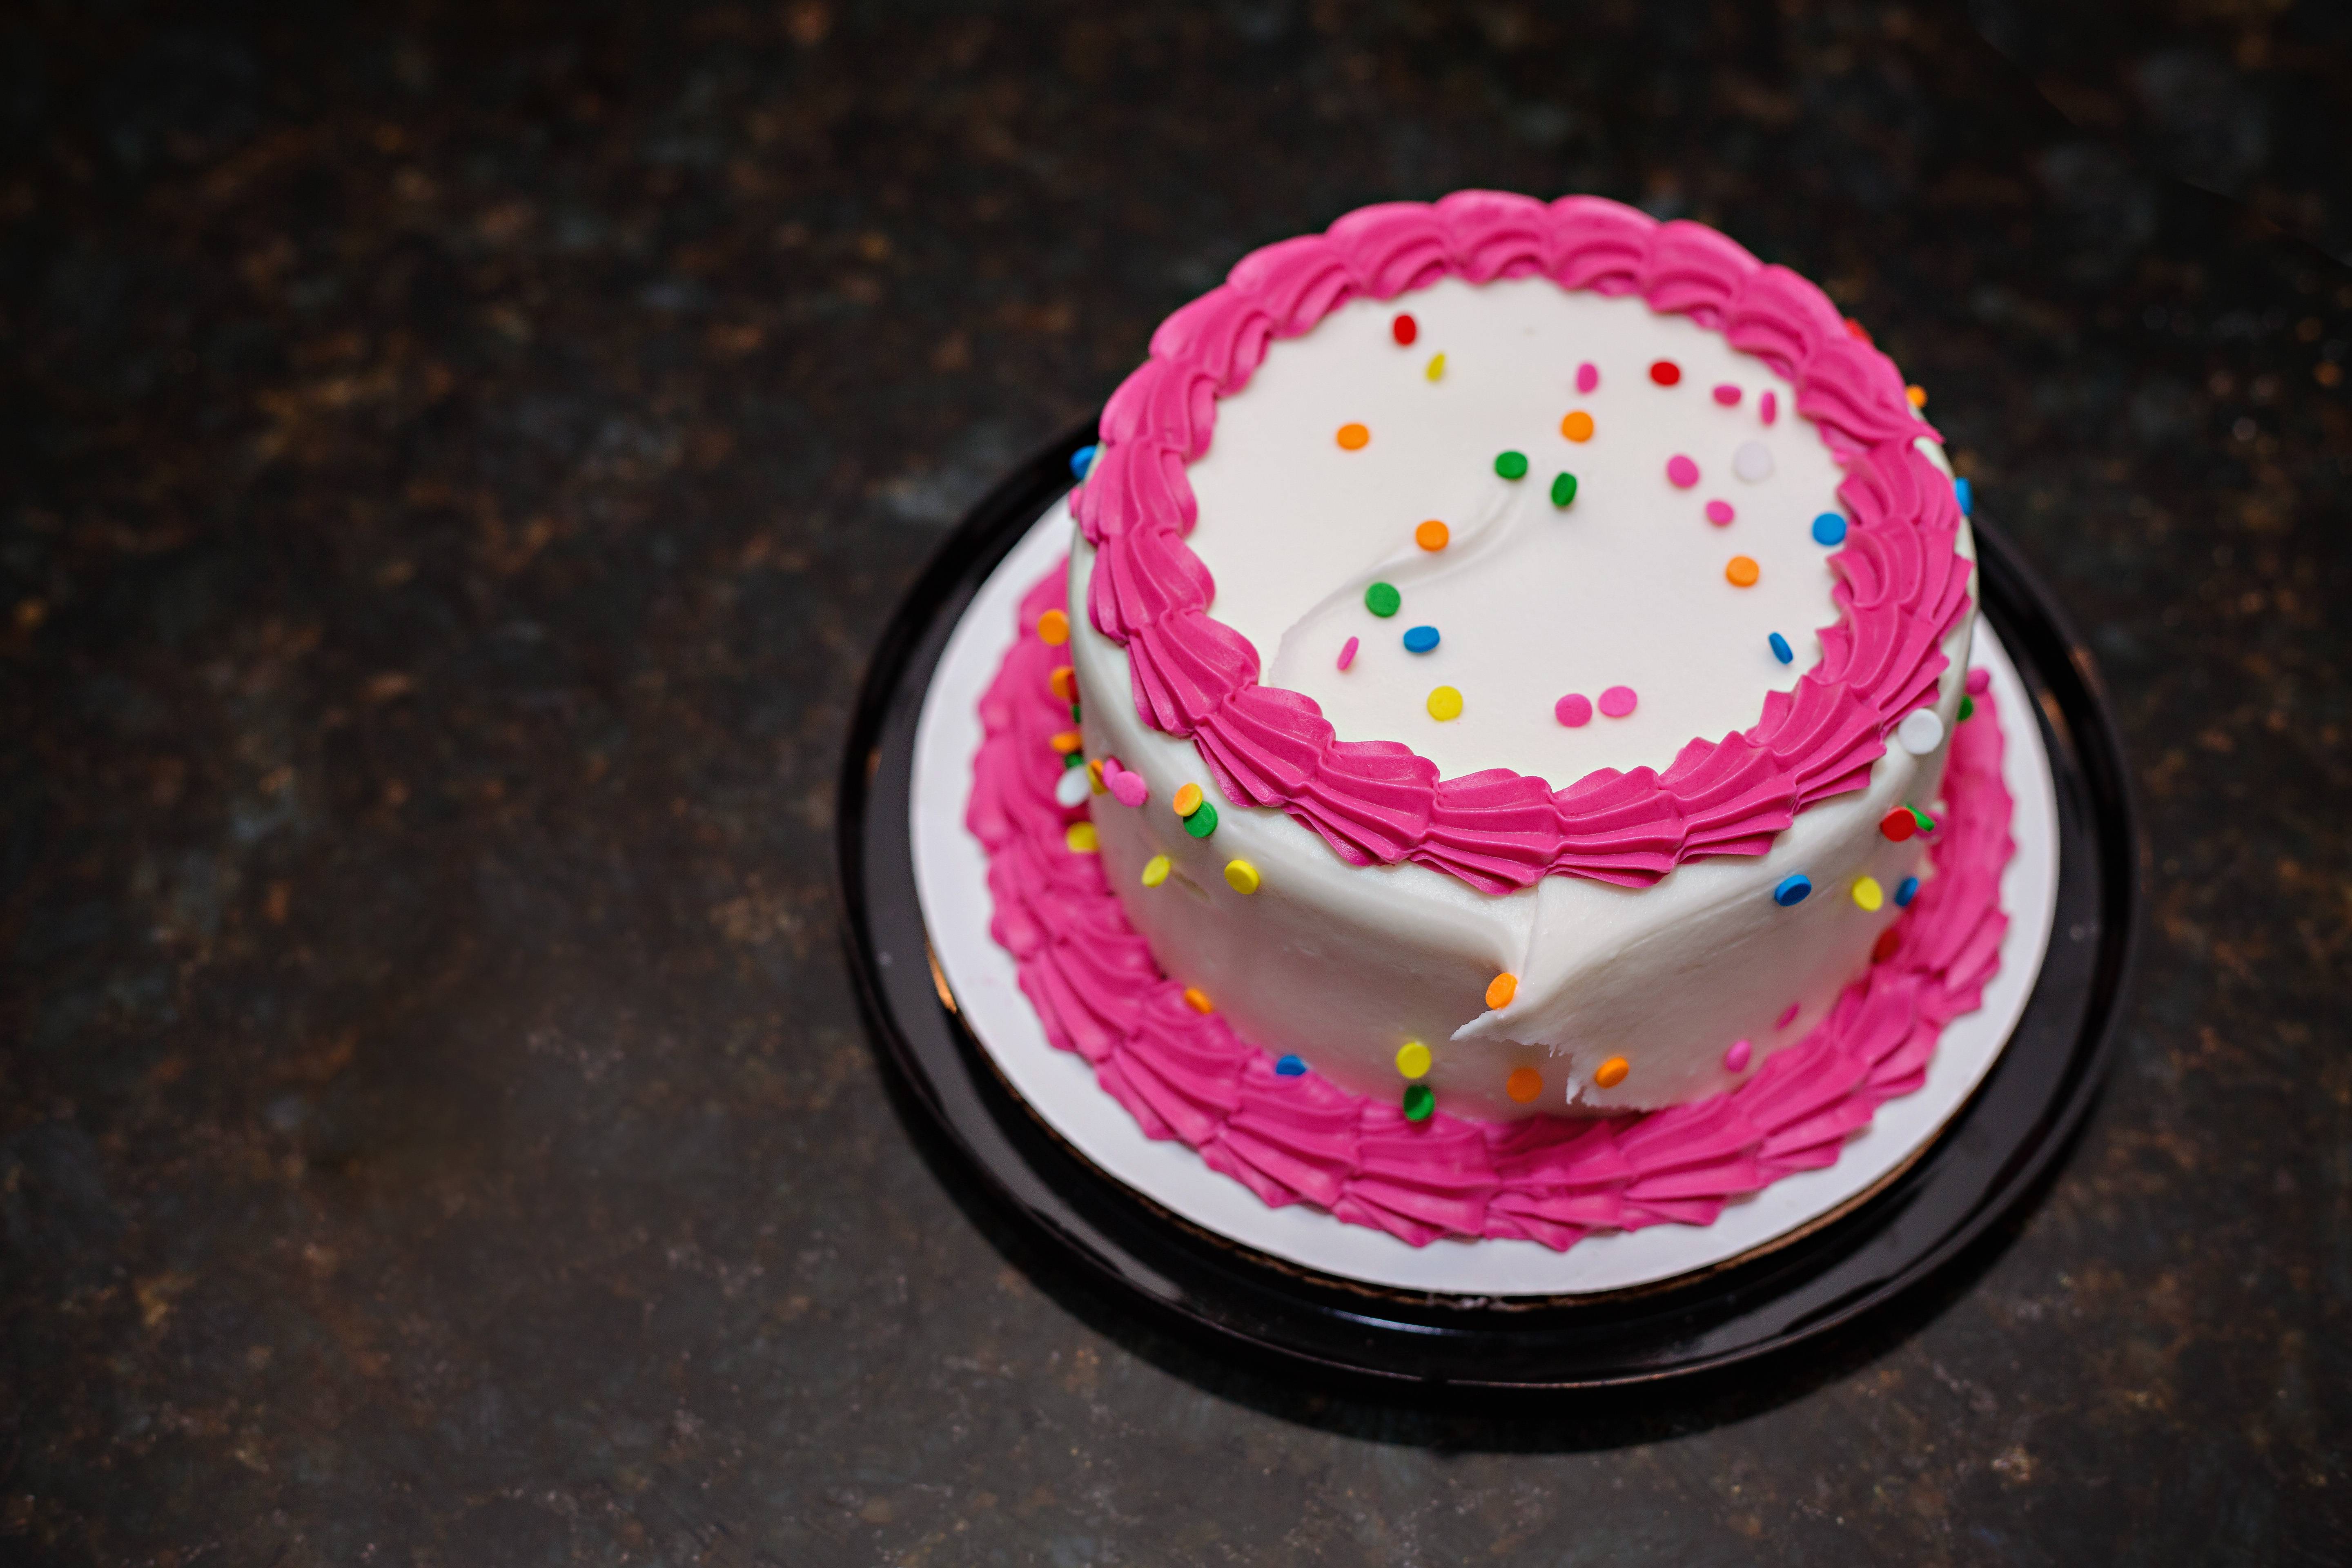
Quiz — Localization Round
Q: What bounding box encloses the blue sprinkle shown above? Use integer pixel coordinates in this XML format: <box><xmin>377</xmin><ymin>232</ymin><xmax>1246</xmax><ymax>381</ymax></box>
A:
<box><xmin>1811</xmin><ymin>512</ymin><xmax>1848</xmax><ymax>546</ymax></box>
<box><xmin>1402</xmin><ymin>625</ymin><xmax>1441</xmax><ymax>654</ymax></box>
<box><xmin>1895</xmin><ymin>875</ymin><xmax>1919</xmax><ymax>908</ymax></box>
<box><xmin>1071</xmin><ymin>443</ymin><xmax>1099</xmax><ymax>480</ymax></box>
<box><xmin>1953</xmin><ymin>477</ymin><xmax>1973</xmax><ymax>517</ymax></box>
<box><xmin>1275</xmin><ymin>1054</ymin><xmax>1307</xmax><ymax>1077</ymax></box>
<box><xmin>1768</xmin><ymin>632</ymin><xmax>1793</xmax><ymax>665</ymax></box>
<box><xmin>1773</xmin><ymin>874</ymin><xmax>1813</xmax><ymax>907</ymax></box>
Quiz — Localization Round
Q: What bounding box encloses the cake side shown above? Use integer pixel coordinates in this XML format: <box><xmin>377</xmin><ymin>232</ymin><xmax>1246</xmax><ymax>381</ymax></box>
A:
<box><xmin>1074</xmin><ymin>522</ymin><xmax>1974</xmax><ymax>1117</ymax></box>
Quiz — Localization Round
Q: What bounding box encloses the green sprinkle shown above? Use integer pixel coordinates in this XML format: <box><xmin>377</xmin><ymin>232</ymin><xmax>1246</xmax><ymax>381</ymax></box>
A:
<box><xmin>1958</xmin><ymin>695</ymin><xmax>1976</xmax><ymax>721</ymax></box>
<box><xmin>1062</xmin><ymin>751</ymin><xmax>1085</xmax><ymax>769</ymax></box>
<box><xmin>1402</xmin><ymin>1082</ymin><xmax>1434</xmax><ymax>1121</ymax></box>
<box><xmin>1494</xmin><ymin>450</ymin><xmax>1528</xmax><ymax>480</ymax></box>
<box><xmin>1908</xmin><ymin>804</ymin><xmax>1936</xmax><ymax>833</ymax></box>
<box><xmin>1550</xmin><ymin>471</ymin><xmax>1578</xmax><ymax>508</ymax></box>
<box><xmin>1183</xmin><ymin>800</ymin><xmax>1219</xmax><ymax>838</ymax></box>
<box><xmin>1070</xmin><ymin>703</ymin><xmax>1082</xmax><ymax>723</ymax></box>
<box><xmin>1365</xmin><ymin>581</ymin><xmax>1401</xmax><ymax>618</ymax></box>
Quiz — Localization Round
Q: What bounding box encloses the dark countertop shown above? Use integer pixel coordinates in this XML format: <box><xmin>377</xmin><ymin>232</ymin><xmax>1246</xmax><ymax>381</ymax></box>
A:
<box><xmin>4</xmin><ymin>2</ymin><xmax>2346</xmax><ymax>1562</ymax></box>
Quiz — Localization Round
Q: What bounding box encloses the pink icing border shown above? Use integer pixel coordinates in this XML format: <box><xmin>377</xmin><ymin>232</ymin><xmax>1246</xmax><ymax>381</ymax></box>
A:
<box><xmin>1074</xmin><ymin>192</ymin><xmax>1970</xmax><ymax>892</ymax></box>
<box><xmin>970</xmin><ymin>563</ymin><xmax>2013</xmax><ymax>1252</ymax></box>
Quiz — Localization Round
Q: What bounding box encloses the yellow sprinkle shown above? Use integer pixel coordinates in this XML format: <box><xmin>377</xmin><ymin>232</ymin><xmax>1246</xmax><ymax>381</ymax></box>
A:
<box><xmin>1223</xmin><ymin>859</ymin><xmax>1260</xmax><ymax>895</ymax></box>
<box><xmin>1852</xmin><ymin>875</ymin><xmax>1884</xmax><ymax>911</ymax></box>
<box><xmin>1906</xmin><ymin>384</ymin><xmax>1928</xmax><ymax>409</ymax></box>
<box><xmin>1037</xmin><ymin>608</ymin><xmax>1069</xmax><ymax>646</ymax></box>
<box><xmin>1087</xmin><ymin>758</ymin><xmax>1107</xmax><ymax>793</ymax></box>
<box><xmin>1595</xmin><ymin>1056</ymin><xmax>1630</xmax><ymax>1089</ymax></box>
<box><xmin>1426</xmin><ymin>685</ymin><xmax>1463</xmax><ymax>722</ymax></box>
<box><xmin>1064</xmin><ymin>821</ymin><xmax>1098</xmax><ymax>854</ymax></box>
<box><xmin>1395</xmin><ymin>1041</ymin><xmax>1432</xmax><ymax>1079</ymax></box>
<box><xmin>1140</xmin><ymin>854</ymin><xmax>1170</xmax><ymax>887</ymax></box>
<box><xmin>1173</xmin><ymin>782</ymin><xmax>1204</xmax><ymax>817</ymax></box>
<box><xmin>1182</xmin><ymin>986</ymin><xmax>1213</xmax><ymax>1014</ymax></box>
<box><xmin>1425</xmin><ymin>352</ymin><xmax>1446</xmax><ymax>382</ymax></box>
<box><xmin>1485</xmin><ymin>972</ymin><xmax>1517</xmax><ymax>1010</ymax></box>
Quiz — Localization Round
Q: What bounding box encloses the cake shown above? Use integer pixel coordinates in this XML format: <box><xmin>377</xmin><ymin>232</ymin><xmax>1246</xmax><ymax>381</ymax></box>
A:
<box><xmin>967</xmin><ymin>192</ymin><xmax>2013</xmax><ymax>1249</ymax></box>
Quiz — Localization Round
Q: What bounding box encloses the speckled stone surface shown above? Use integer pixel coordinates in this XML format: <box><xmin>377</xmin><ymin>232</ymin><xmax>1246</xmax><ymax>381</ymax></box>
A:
<box><xmin>3</xmin><ymin>2</ymin><xmax>2348</xmax><ymax>1563</ymax></box>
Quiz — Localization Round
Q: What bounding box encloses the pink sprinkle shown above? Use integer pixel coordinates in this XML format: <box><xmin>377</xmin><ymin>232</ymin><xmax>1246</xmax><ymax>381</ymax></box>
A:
<box><xmin>1966</xmin><ymin>667</ymin><xmax>1991</xmax><ymax>695</ymax></box>
<box><xmin>1704</xmin><ymin>499</ymin><xmax>1735</xmax><ymax>526</ymax></box>
<box><xmin>1575</xmin><ymin>362</ymin><xmax>1598</xmax><ymax>393</ymax></box>
<box><xmin>1554</xmin><ymin>693</ymin><xmax>1592</xmax><ymax>728</ymax></box>
<box><xmin>1775</xmin><ymin>1001</ymin><xmax>1801</xmax><ymax>1029</ymax></box>
<box><xmin>1666</xmin><ymin>455</ymin><xmax>1699</xmax><ymax>489</ymax></box>
<box><xmin>1712</xmin><ymin>383</ymin><xmax>1742</xmax><ymax>407</ymax></box>
<box><xmin>1724</xmin><ymin>1039</ymin><xmax>1752</xmax><ymax>1073</ymax></box>
<box><xmin>1337</xmin><ymin>635</ymin><xmax>1359</xmax><ymax>671</ymax></box>
<box><xmin>1597</xmin><ymin>685</ymin><xmax>1637</xmax><ymax>719</ymax></box>
<box><xmin>1109</xmin><ymin>770</ymin><xmax>1147</xmax><ymax>808</ymax></box>
<box><xmin>1760</xmin><ymin>390</ymin><xmax>1778</xmax><ymax>426</ymax></box>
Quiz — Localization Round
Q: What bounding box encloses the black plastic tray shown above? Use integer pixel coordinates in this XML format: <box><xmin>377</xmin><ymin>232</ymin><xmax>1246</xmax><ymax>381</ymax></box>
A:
<box><xmin>835</xmin><ymin>423</ymin><xmax>2138</xmax><ymax>1393</ymax></box>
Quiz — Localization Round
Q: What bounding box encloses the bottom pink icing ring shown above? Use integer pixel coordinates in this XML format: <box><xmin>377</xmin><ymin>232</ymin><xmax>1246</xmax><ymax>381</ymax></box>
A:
<box><xmin>967</xmin><ymin>562</ymin><xmax>2015</xmax><ymax>1252</ymax></box>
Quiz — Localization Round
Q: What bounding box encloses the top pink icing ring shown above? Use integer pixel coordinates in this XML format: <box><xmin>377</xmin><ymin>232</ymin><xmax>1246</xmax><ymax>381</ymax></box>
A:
<box><xmin>1074</xmin><ymin>192</ymin><xmax>1968</xmax><ymax>894</ymax></box>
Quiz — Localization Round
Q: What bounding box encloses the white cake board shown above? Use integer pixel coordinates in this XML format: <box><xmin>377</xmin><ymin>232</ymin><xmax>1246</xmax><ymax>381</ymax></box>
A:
<box><xmin>910</xmin><ymin>501</ymin><xmax>2062</xmax><ymax>1298</ymax></box>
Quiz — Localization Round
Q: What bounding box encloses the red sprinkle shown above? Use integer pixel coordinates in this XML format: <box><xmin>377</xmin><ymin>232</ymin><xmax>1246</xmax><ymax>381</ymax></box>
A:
<box><xmin>1649</xmin><ymin>359</ymin><xmax>1682</xmax><ymax>386</ymax></box>
<box><xmin>1879</xmin><ymin>806</ymin><xmax>1917</xmax><ymax>842</ymax></box>
<box><xmin>1392</xmin><ymin>314</ymin><xmax>1418</xmax><ymax>346</ymax></box>
<box><xmin>1844</xmin><ymin>316</ymin><xmax>1872</xmax><ymax>344</ymax></box>
<box><xmin>1871</xmin><ymin>927</ymin><xmax>1901</xmax><ymax>963</ymax></box>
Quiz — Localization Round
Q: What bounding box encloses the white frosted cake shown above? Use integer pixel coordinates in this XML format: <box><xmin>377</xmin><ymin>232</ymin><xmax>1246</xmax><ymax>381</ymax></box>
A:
<box><xmin>970</xmin><ymin>193</ymin><xmax>2002</xmax><ymax>1240</ymax></box>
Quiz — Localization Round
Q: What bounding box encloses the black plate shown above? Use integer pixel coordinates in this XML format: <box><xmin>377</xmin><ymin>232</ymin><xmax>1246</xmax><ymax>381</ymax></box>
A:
<box><xmin>835</xmin><ymin>422</ymin><xmax>2139</xmax><ymax>1392</ymax></box>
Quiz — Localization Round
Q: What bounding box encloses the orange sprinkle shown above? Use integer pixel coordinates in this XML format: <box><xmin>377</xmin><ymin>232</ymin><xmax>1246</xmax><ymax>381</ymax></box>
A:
<box><xmin>1414</xmin><ymin>519</ymin><xmax>1450</xmax><ymax>551</ymax></box>
<box><xmin>1172</xmin><ymin>782</ymin><xmax>1204</xmax><ymax>817</ymax></box>
<box><xmin>1037</xmin><ymin>608</ymin><xmax>1070</xmax><ymax>646</ymax></box>
<box><xmin>1049</xmin><ymin>665</ymin><xmax>1076</xmax><ymax>702</ymax></box>
<box><xmin>1087</xmin><ymin>758</ymin><xmax>1107</xmax><ymax>793</ymax></box>
<box><xmin>1182</xmin><ymin>986</ymin><xmax>1213</xmax><ymax>1014</ymax></box>
<box><xmin>1050</xmin><ymin>730</ymin><xmax>1082</xmax><ymax>754</ymax></box>
<box><xmin>1725</xmin><ymin>555</ymin><xmax>1760</xmax><ymax>588</ymax></box>
<box><xmin>1336</xmin><ymin>422</ymin><xmax>1370</xmax><ymax>450</ymax></box>
<box><xmin>1905</xmin><ymin>383</ymin><xmax>1928</xmax><ymax>409</ymax></box>
<box><xmin>1506</xmin><ymin>1067</ymin><xmax>1543</xmax><ymax>1104</ymax></box>
<box><xmin>1595</xmin><ymin>1056</ymin><xmax>1630</xmax><ymax>1089</ymax></box>
<box><xmin>1559</xmin><ymin>410</ymin><xmax>1594</xmax><ymax>442</ymax></box>
<box><xmin>1485</xmin><ymin>972</ymin><xmax>1518</xmax><ymax>1010</ymax></box>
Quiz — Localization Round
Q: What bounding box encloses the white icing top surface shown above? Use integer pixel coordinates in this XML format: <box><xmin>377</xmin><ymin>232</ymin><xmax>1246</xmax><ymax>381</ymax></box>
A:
<box><xmin>1183</xmin><ymin>276</ymin><xmax>1852</xmax><ymax>780</ymax></box>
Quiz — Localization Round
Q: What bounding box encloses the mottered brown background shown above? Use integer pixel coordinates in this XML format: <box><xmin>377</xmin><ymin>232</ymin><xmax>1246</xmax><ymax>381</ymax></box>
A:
<box><xmin>2</xmin><ymin>1</ymin><xmax>2347</xmax><ymax>1563</ymax></box>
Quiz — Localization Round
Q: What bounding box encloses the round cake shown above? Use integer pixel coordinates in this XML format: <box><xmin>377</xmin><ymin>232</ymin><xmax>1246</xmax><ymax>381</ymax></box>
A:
<box><xmin>967</xmin><ymin>192</ymin><xmax>2010</xmax><ymax>1247</ymax></box>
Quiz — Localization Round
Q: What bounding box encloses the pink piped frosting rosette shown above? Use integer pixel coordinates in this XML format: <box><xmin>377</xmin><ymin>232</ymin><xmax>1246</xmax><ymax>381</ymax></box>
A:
<box><xmin>1071</xmin><ymin>192</ymin><xmax>1971</xmax><ymax>893</ymax></box>
<box><xmin>972</xmin><ymin>570</ymin><xmax>2012</xmax><ymax>1250</ymax></box>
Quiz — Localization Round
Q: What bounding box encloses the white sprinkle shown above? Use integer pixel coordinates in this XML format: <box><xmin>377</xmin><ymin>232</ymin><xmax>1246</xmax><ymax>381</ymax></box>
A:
<box><xmin>1896</xmin><ymin>708</ymin><xmax>1946</xmax><ymax>755</ymax></box>
<box><xmin>1733</xmin><ymin>441</ymin><xmax>1774</xmax><ymax>483</ymax></box>
<box><xmin>1054</xmin><ymin>767</ymin><xmax>1092</xmax><ymax>807</ymax></box>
